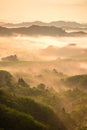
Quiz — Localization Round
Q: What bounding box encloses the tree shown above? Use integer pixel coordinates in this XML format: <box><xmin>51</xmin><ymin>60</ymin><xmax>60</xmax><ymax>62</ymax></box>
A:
<box><xmin>37</xmin><ymin>83</ymin><xmax>46</xmax><ymax>90</ymax></box>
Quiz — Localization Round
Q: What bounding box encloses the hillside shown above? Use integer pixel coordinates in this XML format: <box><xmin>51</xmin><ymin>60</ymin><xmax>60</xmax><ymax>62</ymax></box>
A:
<box><xmin>0</xmin><ymin>25</ymin><xmax>87</xmax><ymax>37</ymax></box>
<box><xmin>0</xmin><ymin>70</ymin><xmax>15</xmax><ymax>87</ymax></box>
<box><xmin>0</xmin><ymin>69</ymin><xmax>87</xmax><ymax>130</ymax></box>
<box><xmin>0</xmin><ymin>70</ymin><xmax>67</xmax><ymax>130</ymax></box>
<box><xmin>63</xmin><ymin>74</ymin><xmax>87</xmax><ymax>89</ymax></box>
<box><xmin>0</xmin><ymin>103</ymin><xmax>48</xmax><ymax>130</ymax></box>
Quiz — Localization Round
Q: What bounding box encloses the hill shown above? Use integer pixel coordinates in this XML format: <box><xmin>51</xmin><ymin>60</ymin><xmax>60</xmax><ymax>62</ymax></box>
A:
<box><xmin>0</xmin><ymin>70</ymin><xmax>15</xmax><ymax>87</ymax></box>
<box><xmin>0</xmin><ymin>103</ymin><xmax>48</xmax><ymax>130</ymax></box>
<box><xmin>0</xmin><ymin>25</ymin><xmax>66</xmax><ymax>37</ymax></box>
<box><xmin>63</xmin><ymin>74</ymin><xmax>87</xmax><ymax>89</ymax></box>
<box><xmin>1</xmin><ymin>70</ymin><xmax>87</xmax><ymax>130</ymax></box>
<box><xmin>1</xmin><ymin>55</ymin><xmax>19</xmax><ymax>62</ymax></box>
<box><xmin>0</xmin><ymin>88</ymin><xmax>66</xmax><ymax>130</ymax></box>
<box><xmin>0</xmin><ymin>70</ymin><xmax>67</xmax><ymax>130</ymax></box>
<box><xmin>1</xmin><ymin>21</ymin><xmax>87</xmax><ymax>28</ymax></box>
<box><xmin>0</xmin><ymin>25</ymin><xmax>87</xmax><ymax>37</ymax></box>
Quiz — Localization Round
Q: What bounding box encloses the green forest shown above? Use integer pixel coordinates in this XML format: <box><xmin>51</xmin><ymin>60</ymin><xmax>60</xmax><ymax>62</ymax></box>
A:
<box><xmin>0</xmin><ymin>68</ymin><xmax>87</xmax><ymax>130</ymax></box>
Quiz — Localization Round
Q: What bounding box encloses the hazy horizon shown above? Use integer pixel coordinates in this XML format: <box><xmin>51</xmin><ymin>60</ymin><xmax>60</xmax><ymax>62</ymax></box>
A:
<box><xmin>0</xmin><ymin>0</ymin><xmax>87</xmax><ymax>60</ymax></box>
<box><xmin>1</xmin><ymin>1</ymin><xmax>87</xmax><ymax>130</ymax></box>
<box><xmin>0</xmin><ymin>0</ymin><xmax>87</xmax><ymax>23</ymax></box>
<box><xmin>0</xmin><ymin>20</ymin><xmax>87</xmax><ymax>24</ymax></box>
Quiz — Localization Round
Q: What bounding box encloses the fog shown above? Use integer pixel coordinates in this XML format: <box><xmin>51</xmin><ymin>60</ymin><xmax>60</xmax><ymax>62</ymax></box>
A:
<box><xmin>0</xmin><ymin>36</ymin><xmax>87</xmax><ymax>130</ymax></box>
<box><xmin>0</xmin><ymin>36</ymin><xmax>87</xmax><ymax>61</ymax></box>
<box><xmin>0</xmin><ymin>35</ymin><xmax>87</xmax><ymax>90</ymax></box>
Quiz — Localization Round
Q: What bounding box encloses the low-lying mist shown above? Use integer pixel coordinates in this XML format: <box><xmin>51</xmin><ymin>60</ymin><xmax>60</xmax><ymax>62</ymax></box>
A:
<box><xmin>0</xmin><ymin>34</ymin><xmax>87</xmax><ymax>90</ymax></box>
<box><xmin>0</xmin><ymin>23</ymin><xmax>87</xmax><ymax>130</ymax></box>
<box><xmin>0</xmin><ymin>36</ymin><xmax>87</xmax><ymax>61</ymax></box>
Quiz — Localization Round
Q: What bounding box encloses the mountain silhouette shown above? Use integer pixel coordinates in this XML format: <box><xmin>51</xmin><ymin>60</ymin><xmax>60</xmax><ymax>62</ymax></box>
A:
<box><xmin>0</xmin><ymin>25</ymin><xmax>87</xmax><ymax>37</ymax></box>
<box><xmin>0</xmin><ymin>21</ymin><xmax>87</xmax><ymax>28</ymax></box>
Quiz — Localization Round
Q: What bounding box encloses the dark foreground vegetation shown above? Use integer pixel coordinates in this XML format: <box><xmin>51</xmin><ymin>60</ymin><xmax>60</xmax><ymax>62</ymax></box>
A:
<box><xmin>0</xmin><ymin>70</ymin><xmax>87</xmax><ymax>130</ymax></box>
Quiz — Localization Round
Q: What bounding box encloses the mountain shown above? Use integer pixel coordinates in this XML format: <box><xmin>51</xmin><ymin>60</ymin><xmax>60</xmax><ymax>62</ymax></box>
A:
<box><xmin>49</xmin><ymin>21</ymin><xmax>85</xmax><ymax>28</ymax></box>
<box><xmin>1</xmin><ymin>69</ymin><xmax>87</xmax><ymax>130</ymax></box>
<box><xmin>0</xmin><ymin>25</ymin><xmax>66</xmax><ymax>36</ymax></box>
<box><xmin>0</xmin><ymin>25</ymin><xmax>87</xmax><ymax>37</ymax></box>
<box><xmin>69</xmin><ymin>31</ymin><xmax>87</xmax><ymax>36</ymax></box>
<box><xmin>0</xmin><ymin>70</ymin><xmax>67</xmax><ymax>130</ymax></box>
<box><xmin>0</xmin><ymin>91</ymin><xmax>66</xmax><ymax>130</ymax></box>
<box><xmin>0</xmin><ymin>26</ymin><xmax>13</xmax><ymax>36</ymax></box>
<box><xmin>1</xmin><ymin>21</ymin><xmax>87</xmax><ymax>29</ymax></box>
<box><xmin>0</xmin><ymin>21</ymin><xmax>46</xmax><ymax>28</ymax></box>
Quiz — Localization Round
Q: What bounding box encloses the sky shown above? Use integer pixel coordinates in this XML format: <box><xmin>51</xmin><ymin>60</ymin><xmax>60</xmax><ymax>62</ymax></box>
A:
<box><xmin>0</xmin><ymin>0</ymin><xmax>87</xmax><ymax>23</ymax></box>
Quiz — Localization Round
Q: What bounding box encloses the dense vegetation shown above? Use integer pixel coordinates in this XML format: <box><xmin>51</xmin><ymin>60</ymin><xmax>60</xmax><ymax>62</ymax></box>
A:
<box><xmin>0</xmin><ymin>70</ymin><xmax>67</xmax><ymax>130</ymax></box>
<box><xmin>0</xmin><ymin>70</ymin><xmax>87</xmax><ymax>130</ymax></box>
<box><xmin>63</xmin><ymin>75</ymin><xmax>87</xmax><ymax>89</ymax></box>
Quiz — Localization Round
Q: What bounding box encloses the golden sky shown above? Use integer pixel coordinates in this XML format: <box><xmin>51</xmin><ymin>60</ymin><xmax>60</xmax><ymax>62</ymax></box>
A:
<box><xmin>0</xmin><ymin>0</ymin><xmax>87</xmax><ymax>23</ymax></box>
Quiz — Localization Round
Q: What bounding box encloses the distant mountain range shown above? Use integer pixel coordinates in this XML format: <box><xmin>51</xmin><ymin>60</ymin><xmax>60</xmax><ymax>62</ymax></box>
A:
<box><xmin>0</xmin><ymin>21</ymin><xmax>87</xmax><ymax>29</ymax></box>
<box><xmin>0</xmin><ymin>25</ymin><xmax>87</xmax><ymax>37</ymax></box>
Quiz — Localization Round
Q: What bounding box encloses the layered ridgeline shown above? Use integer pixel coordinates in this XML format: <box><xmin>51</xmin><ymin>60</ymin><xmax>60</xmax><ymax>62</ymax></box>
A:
<box><xmin>0</xmin><ymin>70</ymin><xmax>67</xmax><ymax>130</ymax></box>
<box><xmin>0</xmin><ymin>21</ymin><xmax>87</xmax><ymax>28</ymax></box>
<box><xmin>0</xmin><ymin>25</ymin><xmax>87</xmax><ymax>37</ymax></box>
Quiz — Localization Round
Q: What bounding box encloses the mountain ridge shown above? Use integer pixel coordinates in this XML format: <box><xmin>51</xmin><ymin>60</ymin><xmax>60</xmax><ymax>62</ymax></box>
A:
<box><xmin>0</xmin><ymin>25</ymin><xmax>87</xmax><ymax>37</ymax></box>
<box><xmin>0</xmin><ymin>21</ymin><xmax>87</xmax><ymax>28</ymax></box>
